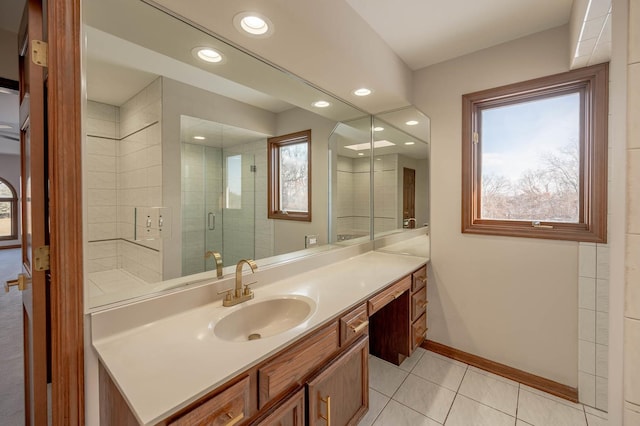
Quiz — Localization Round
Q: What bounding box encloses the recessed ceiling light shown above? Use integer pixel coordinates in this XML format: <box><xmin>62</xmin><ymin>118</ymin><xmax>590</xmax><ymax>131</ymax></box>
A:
<box><xmin>404</xmin><ymin>141</ymin><xmax>415</xmax><ymax>145</ymax></box>
<box><xmin>312</xmin><ymin>100</ymin><xmax>330</xmax><ymax>108</ymax></box>
<box><xmin>373</xmin><ymin>126</ymin><xmax>384</xmax><ymax>132</ymax></box>
<box><xmin>358</xmin><ymin>153</ymin><xmax>364</xmax><ymax>156</ymax></box>
<box><xmin>406</xmin><ymin>120</ymin><xmax>419</xmax><ymax>126</ymax></box>
<box><xmin>234</xmin><ymin>12</ymin><xmax>274</xmax><ymax>37</ymax></box>
<box><xmin>193</xmin><ymin>136</ymin><xmax>206</xmax><ymax>140</ymax></box>
<box><xmin>0</xmin><ymin>124</ymin><xmax>12</xmax><ymax>130</ymax></box>
<box><xmin>193</xmin><ymin>47</ymin><xmax>223</xmax><ymax>63</ymax></box>
<box><xmin>353</xmin><ymin>88</ymin><xmax>372</xmax><ymax>97</ymax></box>
<box><xmin>376</xmin><ymin>158</ymin><xmax>382</xmax><ymax>161</ymax></box>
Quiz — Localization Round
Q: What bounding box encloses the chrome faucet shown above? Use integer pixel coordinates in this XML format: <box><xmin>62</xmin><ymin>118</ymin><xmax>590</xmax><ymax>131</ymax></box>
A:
<box><xmin>205</xmin><ymin>250</ymin><xmax>224</xmax><ymax>278</ymax></box>
<box><xmin>220</xmin><ymin>259</ymin><xmax>258</xmax><ymax>307</ymax></box>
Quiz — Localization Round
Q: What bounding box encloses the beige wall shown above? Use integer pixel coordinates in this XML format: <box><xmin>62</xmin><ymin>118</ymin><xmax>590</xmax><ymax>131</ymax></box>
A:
<box><xmin>0</xmin><ymin>29</ymin><xmax>18</xmax><ymax>81</ymax></box>
<box><xmin>413</xmin><ymin>25</ymin><xmax>581</xmax><ymax>386</ymax></box>
<box><xmin>624</xmin><ymin>0</ymin><xmax>640</xmax><ymax>422</ymax></box>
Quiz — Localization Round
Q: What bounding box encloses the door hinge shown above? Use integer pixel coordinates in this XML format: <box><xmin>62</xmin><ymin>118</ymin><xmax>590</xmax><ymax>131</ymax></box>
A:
<box><xmin>472</xmin><ymin>132</ymin><xmax>479</xmax><ymax>144</ymax></box>
<box><xmin>31</xmin><ymin>40</ymin><xmax>48</xmax><ymax>67</ymax></box>
<box><xmin>34</xmin><ymin>245</ymin><xmax>50</xmax><ymax>272</ymax></box>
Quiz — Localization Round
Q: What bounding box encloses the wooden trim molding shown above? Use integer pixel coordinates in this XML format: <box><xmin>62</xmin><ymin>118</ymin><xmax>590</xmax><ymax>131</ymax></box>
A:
<box><xmin>423</xmin><ymin>340</ymin><xmax>578</xmax><ymax>403</ymax></box>
<box><xmin>0</xmin><ymin>244</ymin><xmax>21</xmax><ymax>250</ymax></box>
<box><xmin>48</xmin><ymin>0</ymin><xmax>85</xmax><ymax>424</ymax></box>
<box><xmin>461</xmin><ymin>63</ymin><xmax>608</xmax><ymax>243</ymax></box>
<box><xmin>267</xmin><ymin>129</ymin><xmax>312</xmax><ymax>222</ymax></box>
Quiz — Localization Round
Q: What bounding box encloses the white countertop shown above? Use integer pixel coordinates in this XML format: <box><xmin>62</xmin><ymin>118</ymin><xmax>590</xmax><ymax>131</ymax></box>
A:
<box><xmin>92</xmin><ymin>249</ymin><xmax>427</xmax><ymax>425</ymax></box>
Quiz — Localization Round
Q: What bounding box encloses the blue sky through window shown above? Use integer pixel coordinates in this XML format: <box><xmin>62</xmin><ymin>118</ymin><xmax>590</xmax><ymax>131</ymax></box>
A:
<box><xmin>481</xmin><ymin>92</ymin><xmax>580</xmax><ymax>182</ymax></box>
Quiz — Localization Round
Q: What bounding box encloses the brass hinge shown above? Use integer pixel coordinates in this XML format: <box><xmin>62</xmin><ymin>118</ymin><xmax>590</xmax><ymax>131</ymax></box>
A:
<box><xmin>31</xmin><ymin>40</ymin><xmax>48</xmax><ymax>67</ymax></box>
<box><xmin>34</xmin><ymin>245</ymin><xmax>50</xmax><ymax>271</ymax></box>
<box><xmin>473</xmin><ymin>132</ymin><xmax>479</xmax><ymax>144</ymax></box>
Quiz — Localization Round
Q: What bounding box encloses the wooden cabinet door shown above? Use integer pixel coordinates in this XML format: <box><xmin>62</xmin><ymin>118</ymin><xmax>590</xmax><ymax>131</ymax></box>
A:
<box><xmin>256</xmin><ymin>388</ymin><xmax>304</xmax><ymax>426</ymax></box>
<box><xmin>307</xmin><ymin>337</ymin><xmax>369</xmax><ymax>426</ymax></box>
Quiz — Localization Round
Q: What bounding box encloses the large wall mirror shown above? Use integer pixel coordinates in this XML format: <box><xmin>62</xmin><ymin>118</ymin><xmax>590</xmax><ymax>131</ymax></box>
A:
<box><xmin>372</xmin><ymin>107</ymin><xmax>431</xmax><ymax>257</ymax></box>
<box><xmin>83</xmin><ymin>0</ymin><xmax>370</xmax><ymax>309</ymax></box>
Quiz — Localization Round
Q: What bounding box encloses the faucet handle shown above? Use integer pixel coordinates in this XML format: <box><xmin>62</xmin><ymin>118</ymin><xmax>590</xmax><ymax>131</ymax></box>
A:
<box><xmin>243</xmin><ymin>281</ymin><xmax>257</xmax><ymax>296</ymax></box>
<box><xmin>217</xmin><ymin>287</ymin><xmax>234</xmax><ymax>302</ymax></box>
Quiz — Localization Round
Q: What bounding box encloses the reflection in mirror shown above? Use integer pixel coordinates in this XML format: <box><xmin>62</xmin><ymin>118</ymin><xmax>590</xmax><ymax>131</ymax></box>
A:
<box><xmin>328</xmin><ymin>116</ymin><xmax>372</xmax><ymax>244</ymax></box>
<box><xmin>83</xmin><ymin>0</ymin><xmax>368</xmax><ymax>309</ymax></box>
<box><xmin>371</xmin><ymin>107</ymin><xmax>430</xmax><ymax>256</ymax></box>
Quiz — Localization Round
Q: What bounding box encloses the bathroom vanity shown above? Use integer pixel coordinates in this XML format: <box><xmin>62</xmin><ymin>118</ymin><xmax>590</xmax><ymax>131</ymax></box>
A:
<box><xmin>92</xmin><ymin>248</ymin><xmax>428</xmax><ymax>425</ymax></box>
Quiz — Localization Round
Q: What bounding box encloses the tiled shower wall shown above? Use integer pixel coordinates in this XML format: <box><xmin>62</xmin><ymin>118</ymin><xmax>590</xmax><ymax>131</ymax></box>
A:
<box><xmin>336</xmin><ymin>155</ymin><xmax>370</xmax><ymax>238</ymax></box>
<box><xmin>181</xmin><ymin>139</ymin><xmax>272</xmax><ymax>274</ymax></box>
<box><xmin>374</xmin><ymin>154</ymin><xmax>399</xmax><ymax>234</ymax></box>
<box><xmin>85</xmin><ymin>78</ymin><xmax>163</xmax><ymax>285</ymax></box>
<box><xmin>86</xmin><ymin>102</ymin><xmax>119</xmax><ymax>275</ymax></box>
<box><xmin>578</xmin><ymin>242</ymin><xmax>610</xmax><ymax>410</ymax></box>
<box><xmin>117</xmin><ymin>78</ymin><xmax>163</xmax><ymax>283</ymax></box>
<box><xmin>624</xmin><ymin>0</ymin><xmax>640</xmax><ymax>422</ymax></box>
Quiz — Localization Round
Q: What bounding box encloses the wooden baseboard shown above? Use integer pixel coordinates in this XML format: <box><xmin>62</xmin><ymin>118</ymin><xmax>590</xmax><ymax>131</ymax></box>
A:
<box><xmin>422</xmin><ymin>340</ymin><xmax>578</xmax><ymax>403</ymax></box>
<box><xmin>0</xmin><ymin>244</ymin><xmax>21</xmax><ymax>250</ymax></box>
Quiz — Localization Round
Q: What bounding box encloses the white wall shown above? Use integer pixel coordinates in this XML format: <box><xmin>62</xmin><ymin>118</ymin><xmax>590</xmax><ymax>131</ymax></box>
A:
<box><xmin>0</xmin><ymin>153</ymin><xmax>20</xmax><ymax>247</ymax></box>
<box><xmin>414</xmin><ymin>26</ymin><xmax>581</xmax><ymax>386</ymax></box>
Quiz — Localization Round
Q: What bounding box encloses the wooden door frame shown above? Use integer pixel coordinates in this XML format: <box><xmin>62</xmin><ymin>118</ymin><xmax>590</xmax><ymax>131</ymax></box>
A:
<box><xmin>47</xmin><ymin>0</ymin><xmax>84</xmax><ymax>423</ymax></box>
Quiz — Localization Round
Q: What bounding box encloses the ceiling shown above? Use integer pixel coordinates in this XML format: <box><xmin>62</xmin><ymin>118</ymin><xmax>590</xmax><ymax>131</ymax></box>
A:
<box><xmin>345</xmin><ymin>0</ymin><xmax>574</xmax><ymax>70</ymax></box>
<box><xmin>0</xmin><ymin>0</ymin><xmax>612</xmax><ymax>157</ymax></box>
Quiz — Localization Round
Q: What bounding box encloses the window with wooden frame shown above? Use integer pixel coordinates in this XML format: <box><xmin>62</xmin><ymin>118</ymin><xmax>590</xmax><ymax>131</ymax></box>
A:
<box><xmin>268</xmin><ymin>129</ymin><xmax>312</xmax><ymax>221</ymax></box>
<box><xmin>462</xmin><ymin>63</ymin><xmax>608</xmax><ymax>242</ymax></box>
<box><xmin>0</xmin><ymin>177</ymin><xmax>18</xmax><ymax>240</ymax></box>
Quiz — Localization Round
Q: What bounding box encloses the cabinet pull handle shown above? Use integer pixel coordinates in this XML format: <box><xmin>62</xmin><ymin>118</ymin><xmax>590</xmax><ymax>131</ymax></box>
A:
<box><xmin>349</xmin><ymin>320</ymin><xmax>369</xmax><ymax>333</ymax></box>
<box><xmin>224</xmin><ymin>412</ymin><xmax>244</xmax><ymax>426</ymax></box>
<box><xmin>416</xmin><ymin>275</ymin><xmax>427</xmax><ymax>284</ymax></box>
<box><xmin>393</xmin><ymin>291</ymin><xmax>404</xmax><ymax>300</ymax></box>
<box><xmin>318</xmin><ymin>394</ymin><xmax>331</xmax><ymax>425</ymax></box>
<box><xmin>418</xmin><ymin>300</ymin><xmax>428</xmax><ymax>309</ymax></box>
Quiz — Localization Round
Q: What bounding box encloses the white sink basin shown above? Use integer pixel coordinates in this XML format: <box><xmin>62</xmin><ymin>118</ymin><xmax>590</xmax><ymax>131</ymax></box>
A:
<box><xmin>214</xmin><ymin>296</ymin><xmax>316</xmax><ymax>342</ymax></box>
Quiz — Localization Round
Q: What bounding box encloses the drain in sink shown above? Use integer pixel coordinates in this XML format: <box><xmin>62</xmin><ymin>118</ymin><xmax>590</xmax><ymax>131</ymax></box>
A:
<box><xmin>248</xmin><ymin>333</ymin><xmax>261</xmax><ymax>341</ymax></box>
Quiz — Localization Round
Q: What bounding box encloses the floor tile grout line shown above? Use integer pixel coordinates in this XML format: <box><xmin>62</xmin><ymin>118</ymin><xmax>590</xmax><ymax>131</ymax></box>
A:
<box><xmin>442</xmin><ymin>364</ymin><xmax>469</xmax><ymax>425</ymax></box>
<box><xmin>515</xmin><ymin>383</ymin><xmax>521</xmax><ymax>422</ymax></box>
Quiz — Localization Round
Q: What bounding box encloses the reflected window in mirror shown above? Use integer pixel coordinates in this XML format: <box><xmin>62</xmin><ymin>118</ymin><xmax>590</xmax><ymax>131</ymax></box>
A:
<box><xmin>0</xmin><ymin>178</ymin><xmax>18</xmax><ymax>240</ymax></box>
<box><xmin>268</xmin><ymin>129</ymin><xmax>312</xmax><ymax>221</ymax></box>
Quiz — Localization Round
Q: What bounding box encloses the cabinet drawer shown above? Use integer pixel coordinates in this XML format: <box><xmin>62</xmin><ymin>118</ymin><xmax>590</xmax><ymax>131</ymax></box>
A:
<box><xmin>168</xmin><ymin>376</ymin><xmax>250</xmax><ymax>426</ymax></box>
<box><xmin>411</xmin><ymin>286</ymin><xmax>428</xmax><ymax>322</ymax></box>
<box><xmin>411</xmin><ymin>313</ymin><xmax>427</xmax><ymax>351</ymax></box>
<box><xmin>412</xmin><ymin>266</ymin><xmax>427</xmax><ymax>292</ymax></box>
<box><xmin>256</xmin><ymin>388</ymin><xmax>304</xmax><ymax>426</ymax></box>
<box><xmin>259</xmin><ymin>323</ymin><xmax>339</xmax><ymax>408</ymax></box>
<box><xmin>340</xmin><ymin>304</ymin><xmax>368</xmax><ymax>347</ymax></box>
<box><xmin>368</xmin><ymin>275</ymin><xmax>411</xmax><ymax>316</ymax></box>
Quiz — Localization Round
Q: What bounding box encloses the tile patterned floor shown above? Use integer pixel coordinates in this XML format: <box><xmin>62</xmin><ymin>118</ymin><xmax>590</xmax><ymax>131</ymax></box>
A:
<box><xmin>360</xmin><ymin>348</ymin><xmax>609</xmax><ymax>426</ymax></box>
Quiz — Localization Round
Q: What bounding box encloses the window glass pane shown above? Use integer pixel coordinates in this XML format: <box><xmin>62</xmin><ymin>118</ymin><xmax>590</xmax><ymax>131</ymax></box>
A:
<box><xmin>279</xmin><ymin>142</ymin><xmax>308</xmax><ymax>212</ymax></box>
<box><xmin>0</xmin><ymin>182</ymin><xmax>12</xmax><ymax>198</ymax></box>
<box><xmin>0</xmin><ymin>201</ymin><xmax>11</xmax><ymax>237</ymax></box>
<box><xmin>480</xmin><ymin>93</ymin><xmax>580</xmax><ymax>223</ymax></box>
<box><xmin>226</xmin><ymin>155</ymin><xmax>242</xmax><ymax>209</ymax></box>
